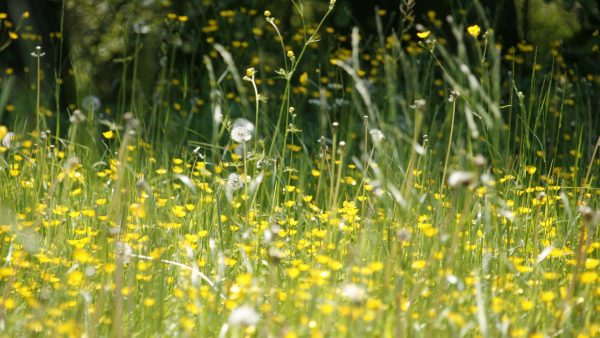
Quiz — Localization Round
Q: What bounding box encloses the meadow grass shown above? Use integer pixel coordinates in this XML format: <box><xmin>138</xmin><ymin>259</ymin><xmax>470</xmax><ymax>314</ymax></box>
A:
<box><xmin>0</xmin><ymin>1</ymin><xmax>599</xmax><ymax>337</ymax></box>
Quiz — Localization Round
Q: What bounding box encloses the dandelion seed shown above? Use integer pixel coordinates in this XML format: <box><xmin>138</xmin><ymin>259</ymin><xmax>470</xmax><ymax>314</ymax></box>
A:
<box><xmin>340</xmin><ymin>283</ymin><xmax>367</xmax><ymax>303</ymax></box>
<box><xmin>232</xmin><ymin>118</ymin><xmax>255</xmax><ymax>135</ymax></box>
<box><xmin>369</xmin><ymin>129</ymin><xmax>385</xmax><ymax>144</ymax></box>
<box><xmin>472</xmin><ymin>154</ymin><xmax>486</xmax><ymax>167</ymax></box>
<box><xmin>69</xmin><ymin>109</ymin><xmax>86</xmax><ymax>124</ymax></box>
<box><xmin>448</xmin><ymin>89</ymin><xmax>460</xmax><ymax>103</ymax></box>
<box><xmin>227</xmin><ymin>173</ymin><xmax>244</xmax><ymax>190</ymax></box>
<box><xmin>228</xmin><ymin>305</ymin><xmax>260</xmax><ymax>327</ymax></box>
<box><xmin>448</xmin><ymin>171</ymin><xmax>476</xmax><ymax>188</ymax></box>
<box><xmin>115</xmin><ymin>242</ymin><xmax>132</xmax><ymax>264</ymax></box>
<box><xmin>133</xmin><ymin>22</ymin><xmax>150</xmax><ymax>34</ymax></box>
<box><xmin>231</xmin><ymin>126</ymin><xmax>251</xmax><ymax>143</ymax></box>
<box><xmin>82</xmin><ymin>95</ymin><xmax>101</xmax><ymax>112</ymax></box>
<box><xmin>410</xmin><ymin>99</ymin><xmax>426</xmax><ymax>110</ymax></box>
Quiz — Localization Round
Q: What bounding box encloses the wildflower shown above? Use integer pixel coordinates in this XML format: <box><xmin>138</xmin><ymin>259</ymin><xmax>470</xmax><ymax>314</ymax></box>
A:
<box><xmin>30</xmin><ymin>45</ymin><xmax>45</xmax><ymax>58</ymax></box>
<box><xmin>340</xmin><ymin>283</ymin><xmax>367</xmax><ymax>303</ymax></box>
<box><xmin>411</xmin><ymin>99</ymin><xmax>427</xmax><ymax>110</ymax></box>
<box><xmin>264</xmin><ymin>10</ymin><xmax>271</xmax><ymax>18</ymax></box>
<box><xmin>115</xmin><ymin>242</ymin><xmax>132</xmax><ymax>264</ymax></box>
<box><xmin>448</xmin><ymin>89</ymin><xmax>460</xmax><ymax>103</ymax></box>
<box><xmin>580</xmin><ymin>271</ymin><xmax>597</xmax><ymax>284</ymax></box>
<box><xmin>231</xmin><ymin>118</ymin><xmax>254</xmax><ymax>143</ymax></box>
<box><xmin>369</xmin><ymin>129</ymin><xmax>385</xmax><ymax>144</ymax></box>
<box><xmin>231</xmin><ymin>127</ymin><xmax>251</xmax><ymax>143</ymax></box>
<box><xmin>447</xmin><ymin>171</ymin><xmax>476</xmax><ymax>188</ymax></box>
<box><xmin>467</xmin><ymin>25</ymin><xmax>481</xmax><ymax>38</ymax></box>
<box><xmin>102</xmin><ymin>130</ymin><xmax>114</xmax><ymax>139</ymax></box>
<box><xmin>82</xmin><ymin>95</ymin><xmax>101</xmax><ymax>112</ymax></box>
<box><xmin>540</xmin><ymin>291</ymin><xmax>555</xmax><ymax>302</ymax></box>
<box><xmin>417</xmin><ymin>31</ymin><xmax>431</xmax><ymax>39</ymax></box>
<box><xmin>287</xmin><ymin>50</ymin><xmax>295</xmax><ymax>58</ymax></box>
<box><xmin>521</xmin><ymin>299</ymin><xmax>535</xmax><ymax>311</ymax></box>
<box><xmin>69</xmin><ymin>109</ymin><xmax>86</xmax><ymax>124</ymax></box>
<box><xmin>246</xmin><ymin>67</ymin><xmax>256</xmax><ymax>78</ymax></box>
<box><xmin>228</xmin><ymin>305</ymin><xmax>260</xmax><ymax>327</ymax></box>
<box><xmin>227</xmin><ymin>173</ymin><xmax>244</xmax><ymax>189</ymax></box>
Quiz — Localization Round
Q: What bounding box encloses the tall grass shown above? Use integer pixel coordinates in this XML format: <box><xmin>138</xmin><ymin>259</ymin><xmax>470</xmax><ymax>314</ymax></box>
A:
<box><xmin>0</xmin><ymin>1</ymin><xmax>599</xmax><ymax>337</ymax></box>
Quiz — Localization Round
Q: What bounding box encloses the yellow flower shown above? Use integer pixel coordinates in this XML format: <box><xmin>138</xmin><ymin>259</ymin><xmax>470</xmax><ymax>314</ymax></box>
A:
<box><xmin>467</xmin><ymin>25</ymin><xmax>481</xmax><ymax>38</ymax></box>
<box><xmin>143</xmin><ymin>298</ymin><xmax>156</xmax><ymax>307</ymax></box>
<box><xmin>417</xmin><ymin>31</ymin><xmax>431</xmax><ymax>39</ymax></box>
<box><xmin>580</xmin><ymin>271</ymin><xmax>598</xmax><ymax>284</ymax></box>
<box><xmin>102</xmin><ymin>130</ymin><xmax>114</xmax><ymax>139</ymax></box>
<box><xmin>411</xmin><ymin>260</ymin><xmax>427</xmax><ymax>270</ymax></box>
<box><xmin>521</xmin><ymin>299</ymin><xmax>535</xmax><ymax>311</ymax></box>
<box><xmin>540</xmin><ymin>291</ymin><xmax>555</xmax><ymax>302</ymax></box>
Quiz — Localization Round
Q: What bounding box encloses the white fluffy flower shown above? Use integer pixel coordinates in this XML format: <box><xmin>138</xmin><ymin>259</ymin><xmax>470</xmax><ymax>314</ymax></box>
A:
<box><xmin>369</xmin><ymin>129</ymin><xmax>385</xmax><ymax>143</ymax></box>
<box><xmin>226</xmin><ymin>173</ymin><xmax>245</xmax><ymax>191</ymax></box>
<box><xmin>340</xmin><ymin>283</ymin><xmax>367</xmax><ymax>303</ymax></box>
<box><xmin>231</xmin><ymin>126</ymin><xmax>252</xmax><ymax>143</ymax></box>
<box><xmin>228</xmin><ymin>305</ymin><xmax>260</xmax><ymax>327</ymax></box>
<box><xmin>233</xmin><ymin>118</ymin><xmax>254</xmax><ymax>132</ymax></box>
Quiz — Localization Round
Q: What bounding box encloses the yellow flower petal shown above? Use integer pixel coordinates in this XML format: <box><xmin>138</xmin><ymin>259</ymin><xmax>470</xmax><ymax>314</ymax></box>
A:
<box><xmin>102</xmin><ymin>130</ymin><xmax>114</xmax><ymax>139</ymax></box>
<box><xmin>417</xmin><ymin>31</ymin><xmax>431</xmax><ymax>39</ymax></box>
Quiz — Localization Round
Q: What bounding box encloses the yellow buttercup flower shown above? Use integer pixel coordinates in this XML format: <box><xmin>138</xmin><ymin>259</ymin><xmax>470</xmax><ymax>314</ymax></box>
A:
<box><xmin>102</xmin><ymin>130</ymin><xmax>114</xmax><ymax>139</ymax></box>
<box><xmin>417</xmin><ymin>31</ymin><xmax>431</xmax><ymax>39</ymax></box>
<box><xmin>467</xmin><ymin>25</ymin><xmax>481</xmax><ymax>38</ymax></box>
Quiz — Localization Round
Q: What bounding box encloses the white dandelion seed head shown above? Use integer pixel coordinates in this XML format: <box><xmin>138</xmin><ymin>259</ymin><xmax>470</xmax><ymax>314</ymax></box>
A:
<box><xmin>231</xmin><ymin>118</ymin><xmax>254</xmax><ymax>143</ymax></box>
<box><xmin>340</xmin><ymin>283</ymin><xmax>367</xmax><ymax>303</ymax></box>
<box><xmin>82</xmin><ymin>95</ymin><xmax>101</xmax><ymax>112</ymax></box>
<box><xmin>228</xmin><ymin>305</ymin><xmax>260</xmax><ymax>327</ymax></box>
<box><xmin>227</xmin><ymin>173</ymin><xmax>244</xmax><ymax>191</ymax></box>
<box><xmin>115</xmin><ymin>242</ymin><xmax>133</xmax><ymax>264</ymax></box>
<box><xmin>233</xmin><ymin>118</ymin><xmax>255</xmax><ymax>133</ymax></box>
<box><xmin>369</xmin><ymin>129</ymin><xmax>385</xmax><ymax>143</ymax></box>
<box><xmin>69</xmin><ymin>109</ymin><xmax>87</xmax><ymax>124</ymax></box>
